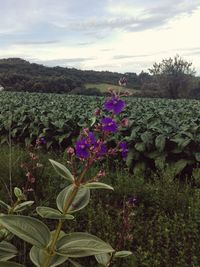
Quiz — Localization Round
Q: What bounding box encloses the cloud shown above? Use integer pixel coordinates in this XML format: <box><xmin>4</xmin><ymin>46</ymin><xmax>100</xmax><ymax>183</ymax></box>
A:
<box><xmin>35</xmin><ymin>57</ymin><xmax>95</xmax><ymax>67</ymax></box>
<box><xmin>15</xmin><ymin>40</ymin><xmax>59</xmax><ymax>45</ymax></box>
<box><xmin>113</xmin><ymin>54</ymin><xmax>151</xmax><ymax>60</ymax></box>
<box><xmin>51</xmin><ymin>0</ymin><xmax>200</xmax><ymax>34</ymax></box>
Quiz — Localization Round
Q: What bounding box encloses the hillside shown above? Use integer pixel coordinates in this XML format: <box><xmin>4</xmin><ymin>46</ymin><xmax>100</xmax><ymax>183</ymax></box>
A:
<box><xmin>0</xmin><ymin>58</ymin><xmax>141</xmax><ymax>94</ymax></box>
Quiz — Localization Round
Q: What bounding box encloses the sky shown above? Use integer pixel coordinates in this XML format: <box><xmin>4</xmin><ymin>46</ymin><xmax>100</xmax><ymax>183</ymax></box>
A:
<box><xmin>0</xmin><ymin>0</ymin><xmax>200</xmax><ymax>74</ymax></box>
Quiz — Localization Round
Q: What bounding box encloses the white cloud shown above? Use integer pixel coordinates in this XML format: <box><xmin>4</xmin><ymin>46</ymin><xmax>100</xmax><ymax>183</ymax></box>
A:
<box><xmin>0</xmin><ymin>0</ymin><xmax>200</xmax><ymax>74</ymax></box>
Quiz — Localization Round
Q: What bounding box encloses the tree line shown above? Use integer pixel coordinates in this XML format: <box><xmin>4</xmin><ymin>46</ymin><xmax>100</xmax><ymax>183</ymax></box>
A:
<box><xmin>0</xmin><ymin>56</ymin><xmax>199</xmax><ymax>99</ymax></box>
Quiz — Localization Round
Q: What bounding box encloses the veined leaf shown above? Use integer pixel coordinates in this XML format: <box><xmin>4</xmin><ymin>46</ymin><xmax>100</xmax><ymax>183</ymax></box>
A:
<box><xmin>56</xmin><ymin>185</ymin><xmax>90</xmax><ymax>214</ymax></box>
<box><xmin>36</xmin><ymin>207</ymin><xmax>74</xmax><ymax>220</ymax></box>
<box><xmin>0</xmin><ymin>262</ymin><xmax>25</xmax><ymax>267</ymax></box>
<box><xmin>49</xmin><ymin>159</ymin><xmax>74</xmax><ymax>183</ymax></box>
<box><xmin>83</xmin><ymin>182</ymin><xmax>113</xmax><ymax>190</ymax></box>
<box><xmin>30</xmin><ymin>246</ymin><xmax>68</xmax><ymax>267</ymax></box>
<box><xmin>114</xmin><ymin>250</ymin><xmax>132</xmax><ymax>258</ymax></box>
<box><xmin>0</xmin><ymin>215</ymin><xmax>51</xmax><ymax>248</ymax></box>
<box><xmin>95</xmin><ymin>253</ymin><xmax>111</xmax><ymax>266</ymax></box>
<box><xmin>13</xmin><ymin>201</ymin><xmax>34</xmax><ymax>212</ymax></box>
<box><xmin>0</xmin><ymin>200</ymin><xmax>11</xmax><ymax>211</ymax></box>
<box><xmin>0</xmin><ymin>241</ymin><xmax>18</xmax><ymax>261</ymax></box>
<box><xmin>56</xmin><ymin>232</ymin><xmax>114</xmax><ymax>258</ymax></box>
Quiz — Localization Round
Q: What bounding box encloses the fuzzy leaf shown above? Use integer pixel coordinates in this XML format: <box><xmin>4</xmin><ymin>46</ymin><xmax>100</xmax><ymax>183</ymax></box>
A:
<box><xmin>36</xmin><ymin>207</ymin><xmax>74</xmax><ymax>220</ymax></box>
<box><xmin>0</xmin><ymin>262</ymin><xmax>25</xmax><ymax>267</ymax></box>
<box><xmin>13</xmin><ymin>201</ymin><xmax>34</xmax><ymax>212</ymax></box>
<box><xmin>83</xmin><ymin>182</ymin><xmax>113</xmax><ymax>190</ymax></box>
<box><xmin>0</xmin><ymin>215</ymin><xmax>51</xmax><ymax>248</ymax></box>
<box><xmin>56</xmin><ymin>232</ymin><xmax>114</xmax><ymax>258</ymax></box>
<box><xmin>56</xmin><ymin>185</ymin><xmax>90</xmax><ymax>214</ymax></box>
<box><xmin>0</xmin><ymin>241</ymin><xmax>18</xmax><ymax>261</ymax></box>
<box><xmin>114</xmin><ymin>250</ymin><xmax>132</xmax><ymax>258</ymax></box>
<box><xmin>30</xmin><ymin>246</ymin><xmax>68</xmax><ymax>267</ymax></box>
<box><xmin>49</xmin><ymin>159</ymin><xmax>74</xmax><ymax>183</ymax></box>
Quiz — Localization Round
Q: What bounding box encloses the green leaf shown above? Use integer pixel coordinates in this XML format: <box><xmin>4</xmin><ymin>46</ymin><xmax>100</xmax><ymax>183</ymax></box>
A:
<box><xmin>56</xmin><ymin>232</ymin><xmax>114</xmax><ymax>258</ymax></box>
<box><xmin>168</xmin><ymin>159</ymin><xmax>190</xmax><ymax>176</ymax></box>
<box><xmin>114</xmin><ymin>250</ymin><xmax>132</xmax><ymax>258</ymax></box>
<box><xmin>30</xmin><ymin>246</ymin><xmax>68</xmax><ymax>267</ymax></box>
<box><xmin>195</xmin><ymin>153</ymin><xmax>200</xmax><ymax>162</ymax></box>
<box><xmin>135</xmin><ymin>142</ymin><xmax>146</xmax><ymax>152</ymax></box>
<box><xmin>0</xmin><ymin>262</ymin><xmax>25</xmax><ymax>267</ymax></box>
<box><xmin>0</xmin><ymin>200</ymin><xmax>11</xmax><ymax>211</ymax></box>
<box><xmin>0</xmin><ymin>215</ymin><xmax>51</xmax><ymax>248</ymax></box>
<box><xmin>36</xmin><ymin>207</ymin><xmax>74</xmax><ymax>220</ymax></box>
<box><xmin>89</xmin><ymin>116</ymin><xmax>96</xmax><ymax>126</ymax></box>
<box><xmin>13</xmin><ymin>201</ymin><xmax>34</xmax><ymax>212</ymax></box>
<box><xmin>141</xmin><ymin>132</ymin><xmax>153</xmax><ymax>146</ymax></box>
<box><xmin>95</xmin><ymin>253</ymin><xmax>111</xmax><ymax>266</ymax></box>
<box><xmin>56</xmin><ymin>185</ymin><xmax>90</xmax><ymax>213</ymax></box>
<box><xmin>68</xmin><ymin>259</ymin><xmax>83</xmax><ymax>267</ymax></box>
<box><xmin>0</xmin><ymin>241</ymin><xmax>17</xmax><ymax>261</ymax></box>
<box><xmin>49</xmin><ymin>159</ymin><xmax>74</xmax><ymax>183</ymax></box>
<box><xmin>83</xmin><ymin>182</ymin><xmax>113</xmax><ymax>190</ymax></box>
<box><xmin>155</xmin><ymin>135</ymin><xmax>166</xmax><ymax>152</ymax></box>
<box><xmin>14</xmin><ymin>187</ymin><xmax>23</xmax><ymax>199</ymax></box>
<box><xmin>126</xmin><ymin>149</ymin><xmax>139</xmax><ymax>167</ymax></box>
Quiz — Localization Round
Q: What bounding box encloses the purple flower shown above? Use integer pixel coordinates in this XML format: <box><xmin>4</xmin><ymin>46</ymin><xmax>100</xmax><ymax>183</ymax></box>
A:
<box><xmin>97</xmin><ymin>143</ymin><xmax>107</xmax><ymax>157</ymax></box>
<box><xmin>75</xmin><ymin>132</ymin><xmax>97</xmax><ymax>159</ymax></box>
<box><xmin>119</xmin><ymin>141</ymin><xmax>128</xmax><ymax>158</ymax></box>
<box><xmin>104</xmin><ymin>97</ymin><xmax>125</xmax><ymax>115</ymax></box>
<box><xmin>40</xmin><ymin>137</ymin><xmax>46</xmax><ymax>144</ymax></box>
<box><xmin>87</xmin><ymin>132</ymin><xmax>97</xmax><ymax>145</ymax></box>
<box><xmin>75</xmin><ymin>138</ymin><xmax>90</xmax><ymax>159</ymax></box>
<box><xmin>127</xmin><ymin>196</ymin><xmax>136</xmax><ymax>206</ymax></box>
<box><xmin>101</xmin><ymin>117</ymin><xmax>118</xmax><ymax>133</ymax></box>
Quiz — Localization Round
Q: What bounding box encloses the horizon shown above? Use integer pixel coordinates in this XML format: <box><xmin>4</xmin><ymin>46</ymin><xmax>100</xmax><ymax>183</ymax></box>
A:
<box><xmin>0</xmin><ymin>0</ymin><xmax>200</xmax><ymax>74</ymax></box>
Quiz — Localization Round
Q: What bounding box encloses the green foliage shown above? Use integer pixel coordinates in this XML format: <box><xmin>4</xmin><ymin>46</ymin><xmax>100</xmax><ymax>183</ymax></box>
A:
<box><xmin>149</xmin><ymin>55</ymin><xmax>196</xmax><ymax>98</ymax></box>
<box><xmin>0</xmin><ymin>92</ymin><xmax>199</xmax><ymax>177</ymax></box>
<box><xmin>0</xmin><ymin>158</ymin><xmax>128</xmax><ymax>266</ymax></box>
<box><xmin>0</xmin><ymin>215</ymin><xmax>51</xmax><ymax>248</ymax></box>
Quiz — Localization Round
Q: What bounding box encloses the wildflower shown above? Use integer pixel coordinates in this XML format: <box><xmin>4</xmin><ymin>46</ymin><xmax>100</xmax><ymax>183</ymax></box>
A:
<box><xmin>75</xmin><ymin>132</ymin><xmax>97</xmax><ymax>159</ymax></box>
<box><xmin>101</xmin><ymin>117</ymin><xmax>118</xmax><ymax>133</ymax></box>
<box><xmin>121</xmin><ymin>118</ymin><xmax>129</xmax><ymax>127</ymax></box>
<box><xmin>127</xmin><ymin>197</ymin><xmax>136</xmax><ymax>206</ymax></box>
<box><xmin>104</xmin><ymin>97</ymin><xmax>125</xmax><ymax>115</ymax></box>
<box><xmin>66</xmin><ymin>147</ymin><xmax>75</xmax><ymax>155</ymax></box>
<box><xmin>119</xmin><ymin>141</ymin><xmax>128</xmax><ymax>158</ymax></box>
<box><xmin>75</xmin><ymin>138</ymin><xmax>90</xmax><ymax>159</ymax></box>
<box><xmin>96</xmin><ymin>170</ymin><xmax>106</xmax><ymax>178</ymax></box>
<box><xmin>93</xmin><ymin>108</ymin><xmax>101</xmax><ymax>116</ymax></box>
<box><xmin>40</xmin><ymin>137</ymin><xmax>46</xmax><ymax>144</ymax></box>
<box><xmin>96</xmin><ymin>142</ymin><xmax>107</xmax><ymax>157</ymax></box>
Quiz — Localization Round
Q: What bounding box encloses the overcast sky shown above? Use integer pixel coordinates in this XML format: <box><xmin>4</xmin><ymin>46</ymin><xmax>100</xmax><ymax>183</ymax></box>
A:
<box><xmin>0</xmin><ymin>0</ymin><xmax>200</xmax><ymax>74</ymax></box>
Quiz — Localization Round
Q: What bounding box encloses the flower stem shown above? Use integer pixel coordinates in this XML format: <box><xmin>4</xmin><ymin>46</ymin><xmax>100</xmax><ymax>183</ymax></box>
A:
<box><xmin>42</xmin><ymin>163</ymin><xmax>89</xmax><ymax>267</ymax></box>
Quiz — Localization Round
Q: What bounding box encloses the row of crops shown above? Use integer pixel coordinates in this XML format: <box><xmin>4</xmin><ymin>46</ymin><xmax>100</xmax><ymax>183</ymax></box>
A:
<box><xmin>0</xmin><ymin>91</ymin><xmax>200</xmax><ymax>177</ymax></box>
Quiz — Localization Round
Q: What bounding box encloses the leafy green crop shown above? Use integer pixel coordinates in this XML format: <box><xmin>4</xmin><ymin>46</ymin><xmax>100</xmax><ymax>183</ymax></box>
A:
<box><xmin>0</xmin><ymin>91</ymin><xmax>199</xmax><ymax>176</ymax></box>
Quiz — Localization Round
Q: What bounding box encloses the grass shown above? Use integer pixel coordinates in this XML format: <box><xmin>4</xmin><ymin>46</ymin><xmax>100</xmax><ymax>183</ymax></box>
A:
<box><xmin>1</xmin><ymin>144</ymin><xmax>200</xmax><ymax>266</ymax></box>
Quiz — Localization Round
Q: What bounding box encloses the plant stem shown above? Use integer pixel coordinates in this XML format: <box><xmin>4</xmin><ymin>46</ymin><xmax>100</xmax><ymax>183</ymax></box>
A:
<box><xmin>42</xmin><ymin>163</ymin><xmax>89</xmax><ymax>267</ymax></box>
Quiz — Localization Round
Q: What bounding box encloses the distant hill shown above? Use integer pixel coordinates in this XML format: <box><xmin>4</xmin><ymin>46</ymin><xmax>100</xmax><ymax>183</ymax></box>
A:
<box><xmin>0</xmin><ymin>58</ymin><xmax>145</xmax><ymax>94</ymax></box>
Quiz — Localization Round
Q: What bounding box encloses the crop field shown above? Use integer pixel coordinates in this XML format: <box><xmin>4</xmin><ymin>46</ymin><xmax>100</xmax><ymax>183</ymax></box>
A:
<box><xmin>1</xmin><ymin>91</ymin><xmax>200</xmax><ymax>266</ymax></box>
<box><xmin>0</xmin><ymin>91</ymin><xmax>199</xmax><ymax>177</ymax></box>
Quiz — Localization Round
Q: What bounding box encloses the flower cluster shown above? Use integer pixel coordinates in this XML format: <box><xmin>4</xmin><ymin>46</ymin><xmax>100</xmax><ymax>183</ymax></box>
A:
<box><xmin>75</xmin><ymin>131</ymin><xmax>106</xmax><ymax>160</ymax></box>
<box><xmin>71</xmin><ymin>90</ymin><xmax>129</xmax><ymax>164</ymax></box>
<box><xmin>104</xmin><ymin>96</ymin><xmax>125</xmax><ymax>115</ymax></box>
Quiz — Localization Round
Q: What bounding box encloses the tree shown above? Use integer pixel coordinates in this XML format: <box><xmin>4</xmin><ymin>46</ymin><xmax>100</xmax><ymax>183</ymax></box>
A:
<box><xmin>149</xmin><ymin>55</ymin><xmax>195</xmax><ymax>98</ymax></box>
